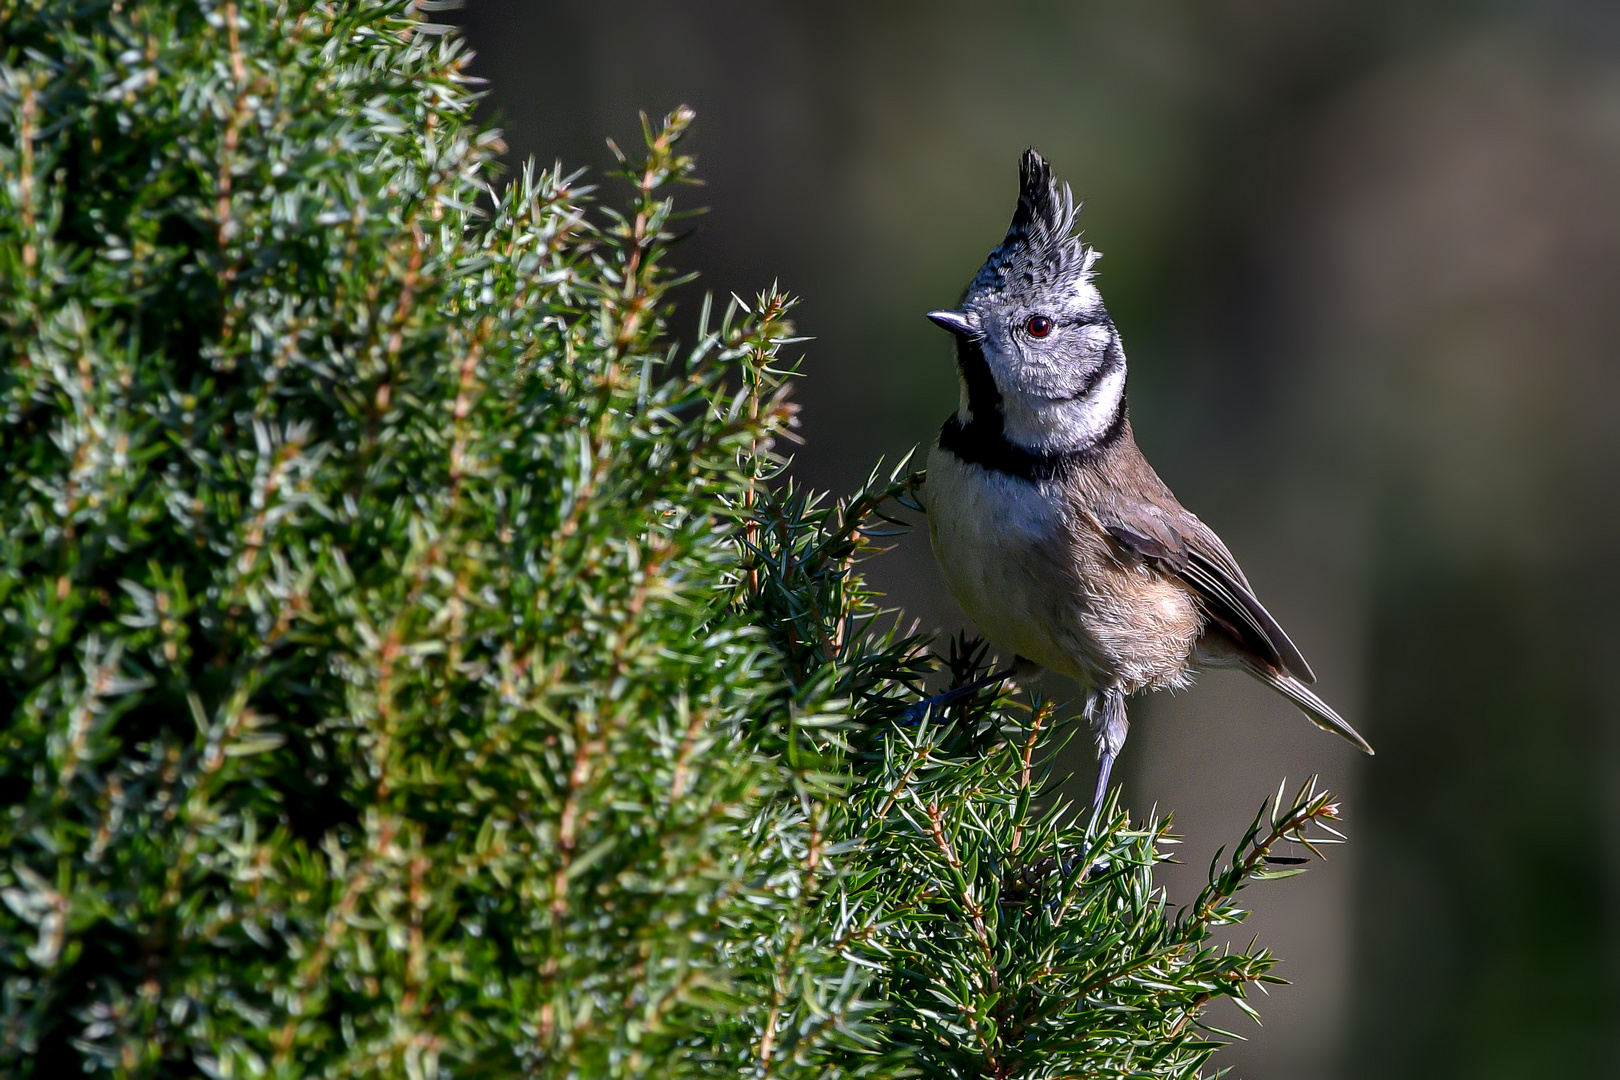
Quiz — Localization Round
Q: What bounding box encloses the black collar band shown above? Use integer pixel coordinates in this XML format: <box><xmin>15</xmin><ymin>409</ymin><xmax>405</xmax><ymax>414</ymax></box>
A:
<box><xmin>938</xmin><ymin>399</ymin><xmax>1126</xmax><ymax>481</ymax></box>
<box><xmin>940</xmin><ymin>333</ymin><xmax>1127</xmax><ymax>481</ymax></box>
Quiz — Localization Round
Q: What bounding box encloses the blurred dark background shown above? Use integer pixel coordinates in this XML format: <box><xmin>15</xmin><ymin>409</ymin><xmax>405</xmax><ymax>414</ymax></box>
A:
<box><xmin>451</xmin><ymin>2</ymin><xmax>1620</xmax><ymax>1076</ymax></box>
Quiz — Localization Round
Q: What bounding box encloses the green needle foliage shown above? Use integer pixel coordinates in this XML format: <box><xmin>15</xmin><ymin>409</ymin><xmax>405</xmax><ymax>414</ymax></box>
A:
<box><xmin>0</xmin><ymin>2</ymin><xmax>1347</xmax><ymax>1077</ymax></box>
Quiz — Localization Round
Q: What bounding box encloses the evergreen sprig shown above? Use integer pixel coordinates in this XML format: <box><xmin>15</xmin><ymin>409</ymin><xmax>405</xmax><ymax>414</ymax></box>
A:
<box><xmin>1</xmin><ymin>3</ymin><xmax>1348</xmax><ymax>1077</ymax></box>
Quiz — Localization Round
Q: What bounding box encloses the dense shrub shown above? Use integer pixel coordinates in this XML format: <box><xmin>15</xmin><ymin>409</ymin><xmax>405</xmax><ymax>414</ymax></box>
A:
<box><xmin>0</xmin><ymin>3</ymin><xmax>1341</xmax><ymax>1076</ymax></box>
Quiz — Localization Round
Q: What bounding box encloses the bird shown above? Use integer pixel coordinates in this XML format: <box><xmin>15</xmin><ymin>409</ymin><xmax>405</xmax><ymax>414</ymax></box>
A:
<box><xmin>917</xmin><ymin>148</ymin><xmax>1372</xmax><ymax>816</ymax></box>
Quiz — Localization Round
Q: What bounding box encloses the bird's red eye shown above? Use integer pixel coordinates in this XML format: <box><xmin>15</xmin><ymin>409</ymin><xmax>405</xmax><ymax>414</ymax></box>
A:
<box><xmin>1026</xmin><ymin>315</ymin><xmax>1053</xmax><ymax>338</ymax></box>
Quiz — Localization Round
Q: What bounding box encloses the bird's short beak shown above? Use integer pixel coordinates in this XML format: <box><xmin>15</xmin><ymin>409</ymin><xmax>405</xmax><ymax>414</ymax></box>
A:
<box><xmin>926</xmin><ymin>309</ymin><xmax>974</xmax><ymax>337</ymax></box>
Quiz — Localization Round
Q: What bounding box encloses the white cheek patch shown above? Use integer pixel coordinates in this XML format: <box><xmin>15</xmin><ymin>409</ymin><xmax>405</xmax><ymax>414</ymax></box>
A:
<box><xmin>1076</xmin><ymin>323</ymin><xmax>1113</xmax><ymax>355</ymax></box>
<box><xmin>1070</xmin><ymin>362</ymin><xmax>1127</xmax><ymax>439</ymax></box>
<box><xmin>1001</xmin><ymin>363</ymin><xmax>1126</xmax><ymax>453</ymax></box>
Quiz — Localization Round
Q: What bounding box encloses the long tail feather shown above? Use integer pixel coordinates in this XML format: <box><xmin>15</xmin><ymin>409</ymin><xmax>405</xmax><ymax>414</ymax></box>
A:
<box><xmin>1255</xmin><ymin>669</ymin><xmax>1374</xmax><ymax>755</ymax></box>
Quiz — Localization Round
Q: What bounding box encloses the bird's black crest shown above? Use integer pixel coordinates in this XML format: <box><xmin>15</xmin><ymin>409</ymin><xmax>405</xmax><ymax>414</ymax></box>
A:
<box><xmin>1009</xmin><ymin>149</ymin><xmax>1072</xmax><ymax>244</ymax></box>
<box><xmin>969</xmin><ymin>149</ymin><xmax>1097</xmax><ymax>299</ymax></box>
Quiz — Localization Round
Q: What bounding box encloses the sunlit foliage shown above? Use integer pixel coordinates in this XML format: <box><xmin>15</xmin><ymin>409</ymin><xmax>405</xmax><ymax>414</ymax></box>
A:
<box><xmin>0</xmin><ymin>3</ymin><xmax>1340</xmax><ymax>1076</ymax></box>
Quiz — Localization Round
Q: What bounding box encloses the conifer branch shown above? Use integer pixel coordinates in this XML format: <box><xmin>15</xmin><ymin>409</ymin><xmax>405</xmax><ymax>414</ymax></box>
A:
<box><xmin>0</xmin><ymin>6</ymin><xmax>1348</xmax><ymax>1077</ymax></box>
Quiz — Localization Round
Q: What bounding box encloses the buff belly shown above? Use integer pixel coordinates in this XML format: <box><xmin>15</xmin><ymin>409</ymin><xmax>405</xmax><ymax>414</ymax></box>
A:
<box><xmin>924</xmin><ymin>442</ymin><xmax>1202</xmax><ymax>693</ymax></box>
<box><xmin>926</xmin><ymin>443</ymin><xmax>1093</xmax><ymax>681</ymax></box>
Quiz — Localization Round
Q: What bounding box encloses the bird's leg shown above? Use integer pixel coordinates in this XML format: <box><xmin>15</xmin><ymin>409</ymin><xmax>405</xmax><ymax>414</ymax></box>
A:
<box><xmin>1059</xmin><ymin>688</ymin><xmax>1131</xmax><ymax>880</ymax></box>
<box><xmin>1089</xmin><ymin>686</ymin><xmax>1129</xmax><ymax>819</ymax></box>
<box><xmin>899</xmin><ymin>664</ymin><xmax>1021</xmax><ymax>724</ymax></box>
<box><xmin>1062</xmin><ymin>688</ymin><xmax>1129</xmax><ymax>880</ymax></box>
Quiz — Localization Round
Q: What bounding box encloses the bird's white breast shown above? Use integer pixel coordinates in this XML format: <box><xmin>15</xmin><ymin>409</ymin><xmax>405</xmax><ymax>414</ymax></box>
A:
<box><xmin>924</xmin><ymin>442</ymin><xmax>1091</xmax><ymax>681</ymax></box>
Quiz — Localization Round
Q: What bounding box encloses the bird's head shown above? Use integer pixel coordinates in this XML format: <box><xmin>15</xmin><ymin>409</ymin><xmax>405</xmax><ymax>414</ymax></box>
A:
<box><xmin>928</xmin><ymin>149</ymin><xmax>1128</xmax><ymax>455</ymax></box>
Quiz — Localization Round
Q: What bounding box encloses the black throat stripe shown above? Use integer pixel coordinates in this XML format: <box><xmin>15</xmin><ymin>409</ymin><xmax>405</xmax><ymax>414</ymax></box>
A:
<box><xmin>938</xmin><ymin>334</ymin><xmax>1127</xmax><ymax>482</ymax></box>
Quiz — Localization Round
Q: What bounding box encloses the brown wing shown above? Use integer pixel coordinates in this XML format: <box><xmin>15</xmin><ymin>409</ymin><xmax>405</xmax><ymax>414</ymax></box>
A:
<box><xmin>1100</xmin><ymin>513</ymin><xmax>1316</xmax><ymax>684</ymax></box>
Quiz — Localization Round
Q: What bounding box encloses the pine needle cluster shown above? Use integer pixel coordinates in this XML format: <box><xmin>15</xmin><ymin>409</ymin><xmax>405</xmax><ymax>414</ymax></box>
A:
<box><xmin>0</xmin><ymin>3</ymin><xmax>1345</xmax><ymax>1077</ymax></box>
